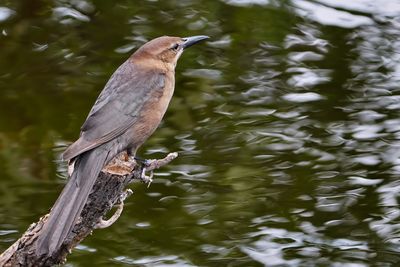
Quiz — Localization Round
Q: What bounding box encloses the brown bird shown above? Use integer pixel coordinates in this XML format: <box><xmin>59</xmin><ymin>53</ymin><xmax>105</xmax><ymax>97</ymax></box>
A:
<box><xmin>36</xmin><ymin>35</ymin><xmax>209</xmax><ymax>256</ymax></box>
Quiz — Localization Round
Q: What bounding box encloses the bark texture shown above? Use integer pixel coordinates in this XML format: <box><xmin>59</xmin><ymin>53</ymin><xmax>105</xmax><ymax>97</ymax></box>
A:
<box><xmin>0</xmin><ymin>152</ymin><xmax>178</xmax><ymax>267</ymax></box>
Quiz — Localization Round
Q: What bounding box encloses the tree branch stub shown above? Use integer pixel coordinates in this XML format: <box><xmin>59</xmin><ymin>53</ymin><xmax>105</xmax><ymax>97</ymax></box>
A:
<box><xmin>0</xmin><ymin>152</ymin><xmax>178</xmax><ymax>267</ymax></box>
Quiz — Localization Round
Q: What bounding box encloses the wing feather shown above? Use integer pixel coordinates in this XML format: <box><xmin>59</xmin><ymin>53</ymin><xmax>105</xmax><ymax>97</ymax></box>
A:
<box><xmin>63</xmin><ymin>60</ymin><xmax>165</xmax><ymax>161</ymax></box>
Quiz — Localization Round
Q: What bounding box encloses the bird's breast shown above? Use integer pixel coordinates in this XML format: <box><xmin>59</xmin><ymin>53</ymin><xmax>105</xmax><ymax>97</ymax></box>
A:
<box><xmin>128</xmin><ymin>73</ymin><xmax>175</xmax><ymax>147</ymax></box>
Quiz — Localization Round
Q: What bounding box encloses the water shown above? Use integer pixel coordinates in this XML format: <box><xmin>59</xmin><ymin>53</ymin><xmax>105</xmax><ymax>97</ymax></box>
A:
<box><xmin>1</xmin><ymin>0</ymin><xmax>400</xmax><ymax>266</ymax></box>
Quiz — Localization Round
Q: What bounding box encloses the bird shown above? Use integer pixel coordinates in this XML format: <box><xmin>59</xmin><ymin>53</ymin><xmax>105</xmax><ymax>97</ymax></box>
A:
<box><xmin>36</xmin><ymin>35</ymin><xmax>209</xmax><ymax>256</ymax></box>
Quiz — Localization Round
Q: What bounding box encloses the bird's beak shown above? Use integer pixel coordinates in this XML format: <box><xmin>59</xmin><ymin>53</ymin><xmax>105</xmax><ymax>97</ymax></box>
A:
<box><xmin>182</xmin><ymin>35</ymin><xmax>209</xmax><ymax>49</ymax></box>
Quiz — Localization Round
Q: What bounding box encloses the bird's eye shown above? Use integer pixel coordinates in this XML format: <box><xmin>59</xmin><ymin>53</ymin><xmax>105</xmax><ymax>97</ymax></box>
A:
<box><xmin>171</xmin><ymin>43</ymin><xmax>180</xmax><ymax>51</ymax></box>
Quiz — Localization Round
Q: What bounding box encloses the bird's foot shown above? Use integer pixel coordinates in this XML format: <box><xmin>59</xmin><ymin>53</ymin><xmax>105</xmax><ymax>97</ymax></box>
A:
<box><xmin>141</xmin><ymin>167</ymin><xmax>154</xmax><ymax>187</ymax></box>
<box><xmin>133</xmin><ymin>157</ymin><xmax>154</xmax><ymax>187</ymax></box>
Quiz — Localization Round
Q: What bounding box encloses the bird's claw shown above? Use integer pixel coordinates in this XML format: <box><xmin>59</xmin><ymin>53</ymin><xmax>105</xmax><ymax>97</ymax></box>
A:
<box><xmin>141</xmin><ymin>167</ymin><xmax>153</xmax><ymax>187</ymax></box>
<box><xmin>133</xmin><ymin>157</ymin><xmax>154</xmax><ymax>187</ymax></box>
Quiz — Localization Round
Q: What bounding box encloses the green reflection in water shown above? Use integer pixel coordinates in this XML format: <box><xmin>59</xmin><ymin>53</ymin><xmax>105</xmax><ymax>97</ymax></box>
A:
<box><xmin>1</xmin><ymin>0</ymin><xmax>400</xmax><ymax>266</ymax></box>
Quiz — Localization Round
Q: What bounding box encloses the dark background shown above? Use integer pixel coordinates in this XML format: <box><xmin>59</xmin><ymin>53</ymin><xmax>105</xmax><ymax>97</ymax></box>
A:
<box><xmin>1</xmin><ymin>0</ymin><xmax>400</xmax><ymax>266</ymax></box>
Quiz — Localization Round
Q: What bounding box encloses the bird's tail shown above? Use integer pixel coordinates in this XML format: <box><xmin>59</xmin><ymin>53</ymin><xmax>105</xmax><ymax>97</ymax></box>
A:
<box><xmin>36</xmin><ymin>146</ymin><xmax>112</xmax><ymax>256</ymax></box>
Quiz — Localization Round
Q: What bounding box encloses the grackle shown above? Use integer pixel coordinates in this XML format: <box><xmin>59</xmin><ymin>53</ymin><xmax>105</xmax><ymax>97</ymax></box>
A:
<box><xmin>36</xmin><ymin>35</ymin><xmax>209</xmax><ymax>256</ymax></box>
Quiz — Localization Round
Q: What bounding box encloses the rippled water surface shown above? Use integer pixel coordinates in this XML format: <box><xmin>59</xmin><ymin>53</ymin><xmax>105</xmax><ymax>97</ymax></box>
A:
<box><xmin>1</xmin><ymin>0</ymin><xmax>400</xmax><ymax>266</ymax></box>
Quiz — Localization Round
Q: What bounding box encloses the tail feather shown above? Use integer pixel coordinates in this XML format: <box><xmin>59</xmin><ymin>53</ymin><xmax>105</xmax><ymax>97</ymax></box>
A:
<box><xmin>36</xmin><ymin>146</ymin><xmax>112</xmax><ymax>256</ymax></box>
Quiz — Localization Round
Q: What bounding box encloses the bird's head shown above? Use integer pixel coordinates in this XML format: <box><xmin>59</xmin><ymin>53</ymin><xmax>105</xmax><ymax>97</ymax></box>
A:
<box><xmin>132</xmin><ymin>35</ymin><xmax>209</xmax><ymax>69</ymax></box>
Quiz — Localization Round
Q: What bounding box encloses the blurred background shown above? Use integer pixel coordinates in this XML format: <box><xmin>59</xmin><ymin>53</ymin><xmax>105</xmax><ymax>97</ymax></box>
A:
<box><xmin>1</xmin><ymin>0</ymin><xmax>400</xmax><ymax>266</ymax></box>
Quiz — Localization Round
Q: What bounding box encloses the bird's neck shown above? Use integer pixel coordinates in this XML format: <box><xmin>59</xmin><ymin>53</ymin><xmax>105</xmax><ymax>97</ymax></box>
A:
<box><xmin>130</xmin><ymin>53</ymin><xmax>176</xmax><ymax>74</ymax></box>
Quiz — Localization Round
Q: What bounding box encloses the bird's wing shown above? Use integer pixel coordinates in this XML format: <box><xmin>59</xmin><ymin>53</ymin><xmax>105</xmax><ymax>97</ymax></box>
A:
<box><xmin>63</xmin><ymin>60</ymin><xmax>165</xmax><ymax>160</ymax></box>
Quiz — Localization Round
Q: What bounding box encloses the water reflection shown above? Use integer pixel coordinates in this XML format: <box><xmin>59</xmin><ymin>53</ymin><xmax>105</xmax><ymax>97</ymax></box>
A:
<box><xmin>1</xmin><ymin>0</ymin><xmax>400</xmax><ymax>266</ymax></box>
